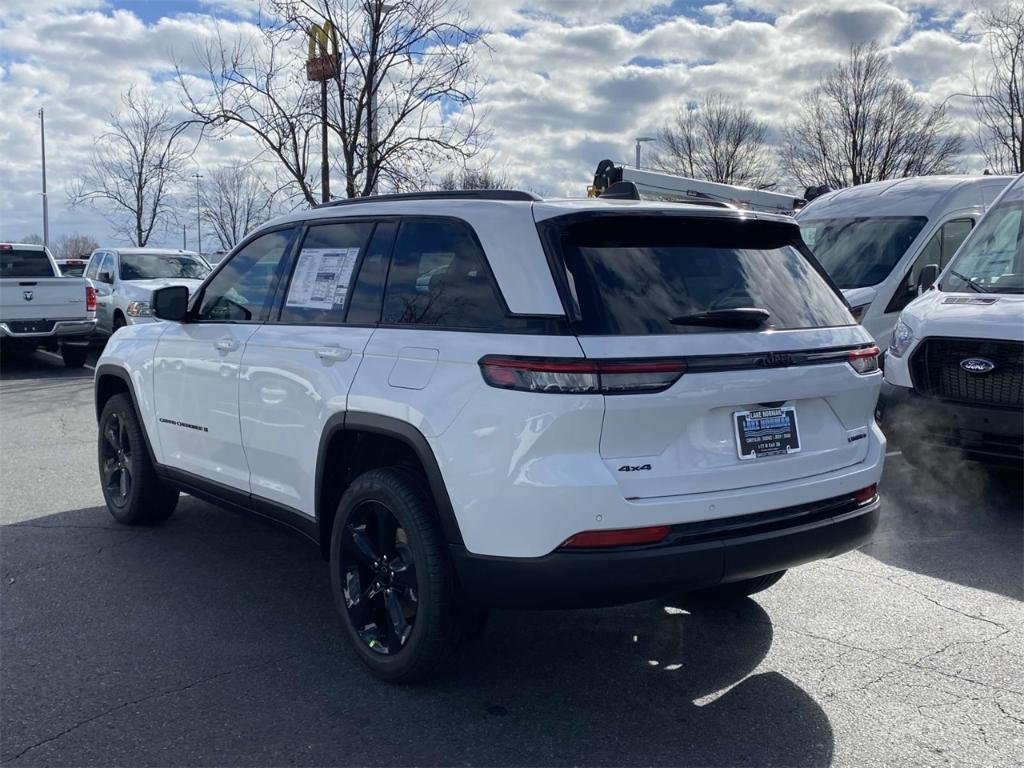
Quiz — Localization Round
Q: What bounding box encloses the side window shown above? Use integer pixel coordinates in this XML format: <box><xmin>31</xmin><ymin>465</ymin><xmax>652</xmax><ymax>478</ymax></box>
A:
<box><xmin>196</xmin><ymin>229</ymin><xmax>294</xmax><ymax>322</ymax></box>
<box><xmin>95</xmin><ymin>253</ymin><xmax>113</xmax><ymax>283</ymax></box>
<box><xmin>346</xmin><ymin>221</ymin><xmax>397</xmax><ymax>325</ymax></box>
<box><xmin>940</xmin><ymin>218</ymin><xmax>973</xmax><ymax>267</ymax></box>
<box><xmin>886</xmin><ymin>219</ymin><xmax>972</xmax><ymax>314</ymax></box>
<box><xmin>278</xmin><ymin>221</ymin><xmax>374</xmax><ymax>324</ymax></box>
<box><xmin>85</xmin><ymin>253</ymin><xmax>101</xmax><ymax>280</ymax></box>
<box><xmin>381</xmin><ymin>218</ymin><xmax>506</xmax><ymax>329</ymax></box>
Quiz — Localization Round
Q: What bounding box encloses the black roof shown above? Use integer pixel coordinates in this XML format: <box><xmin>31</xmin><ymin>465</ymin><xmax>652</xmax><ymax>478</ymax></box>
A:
<box><xmin>315</xmin><ymin>190</ymin><xmax>541</xmax><ymax>208</ymax></box>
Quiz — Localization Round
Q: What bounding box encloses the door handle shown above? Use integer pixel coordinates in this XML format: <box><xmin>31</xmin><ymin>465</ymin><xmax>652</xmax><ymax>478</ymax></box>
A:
<box><xmin>214</xmin><ymin>338</ymin><xmax>239</xmax><ymax>353</ymax></box>
<box><xmin>315</xmin><ymin>346</ymin><xmax>351</xmax><ymax>362</ymax></box>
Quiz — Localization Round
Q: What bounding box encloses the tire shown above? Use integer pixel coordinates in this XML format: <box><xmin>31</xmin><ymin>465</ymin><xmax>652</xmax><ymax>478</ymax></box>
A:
<box><xmin>61</xmin><ymin>344</ymin><xmax>88</xmax><ymax>368</ymax></box>
<box><xmin>98</xmin><ymin>393</ymin><xmax>179</xmax><ymax>525</ymax></box>
<box><xmin>672</xmin><ymin>570</ymin><xmax>786</xmax><ymax>606</ymax></box>
<box><xmin>330</xmin><ymin>466</ymin><xmax>478</xmax><ymax>683</ymax></box>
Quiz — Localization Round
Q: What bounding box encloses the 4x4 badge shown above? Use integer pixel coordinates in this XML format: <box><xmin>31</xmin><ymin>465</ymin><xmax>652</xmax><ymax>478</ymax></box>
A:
<box><xmin>618</xmin><ymin>464</ymin><xmax>652</xmax><ymax>472</ymax></box>
<box><xmin>960</xmin><ymin>358</ymin><xmax>995</xmax><ymax>374</ymax></box>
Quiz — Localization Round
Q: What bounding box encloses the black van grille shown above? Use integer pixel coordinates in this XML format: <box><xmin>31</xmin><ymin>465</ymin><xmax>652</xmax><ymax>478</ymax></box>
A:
<box><xmin>910</xmin><ymin>337</ymin><xmax>1023</xmax><ymax>408</ymax></box>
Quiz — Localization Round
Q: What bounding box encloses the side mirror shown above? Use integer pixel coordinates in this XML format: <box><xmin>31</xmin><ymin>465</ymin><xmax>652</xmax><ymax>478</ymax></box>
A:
<box><xmin>153</xmin><ymin>285</ymin><xmax>189</xmax><ymax>322</ymax></box>
<box><xmin>98</xmin><ymin>271</ymin><xmax>113</xmax><ymax>284</ymax></box>
<box><xmin>916</xmin><ymin>264</ymin><xmax>940</xmax><ymax>295</ymax></box>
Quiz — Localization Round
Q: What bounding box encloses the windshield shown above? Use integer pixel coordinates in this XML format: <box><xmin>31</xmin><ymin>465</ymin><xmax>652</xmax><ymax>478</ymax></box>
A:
<box><xmin>941</xmin><ymin>178</ymin><xmax>1024</xmax><ymax>295</ymax></box>
<box><xmin>799</xmin><ymin>216</ymin><xmax>927</xmax><ymax>289</ymax></box>
<box><xmin>58</xmin><ymin>262</ymin><xmax>86</xmax><ymax>277</ymax></box>
<box><xmin>0</xmin><ymin>249</ymin><xmax>55</xmax><ymax>278</ymax></box>
<box><xmin>539</xmin><ymin>214</ymin><xmax>853</xmax><ymax>335</ymax></box>
<box><xmin>119</xmin><ymin>253</ymin><xmax>210</xmax><ymax>281</ymax></box>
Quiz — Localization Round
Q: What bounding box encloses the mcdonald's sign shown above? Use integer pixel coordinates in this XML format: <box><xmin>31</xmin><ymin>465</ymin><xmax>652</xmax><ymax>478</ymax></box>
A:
<box><xmin>306</xmin><ymin>21</ymin><xmax>339</xmax><ymax>82</ymax></box>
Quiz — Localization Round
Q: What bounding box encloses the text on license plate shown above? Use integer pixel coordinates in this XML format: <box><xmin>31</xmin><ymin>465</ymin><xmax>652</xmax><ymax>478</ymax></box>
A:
<box><xmin>733</xmin><ymin>406</ymin><xmax>800</xmax><ymax>460</ymax></box>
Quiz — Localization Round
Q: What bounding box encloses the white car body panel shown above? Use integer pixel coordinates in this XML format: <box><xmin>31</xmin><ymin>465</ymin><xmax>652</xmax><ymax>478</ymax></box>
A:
<box><xmin>798</xmin><ymin>175</ymin><xmax>1015</xmax><ymax>349</ymax></box>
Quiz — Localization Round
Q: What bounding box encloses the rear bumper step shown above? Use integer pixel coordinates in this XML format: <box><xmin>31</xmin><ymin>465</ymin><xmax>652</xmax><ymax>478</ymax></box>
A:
<box><xmin>450</xmin><ymin>494</ymin><xmax>879</xmax><ymax>608</ymax></box>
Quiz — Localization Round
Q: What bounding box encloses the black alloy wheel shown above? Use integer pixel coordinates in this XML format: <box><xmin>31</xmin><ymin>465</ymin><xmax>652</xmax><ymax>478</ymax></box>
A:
<box><xmin>338</xmin><ymin>500</ymin><xmax>419</xmax><ymax>655</ymax></box>
<box><xmin>100</xmin><ymin>412</ymin><xmax>133</xmax><ymax>508</ymax></box>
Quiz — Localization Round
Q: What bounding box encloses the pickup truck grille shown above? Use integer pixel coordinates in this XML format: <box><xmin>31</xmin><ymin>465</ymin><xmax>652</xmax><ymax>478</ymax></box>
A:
<box><xmin>910</xmin><ymin>337</ymin><xmax>1023</xmax><ymax>409</ymax></box>
<box><xmin>5</xmin><ymin>320</ymin><xmax>56</xmax><ymax>334</ymax></box>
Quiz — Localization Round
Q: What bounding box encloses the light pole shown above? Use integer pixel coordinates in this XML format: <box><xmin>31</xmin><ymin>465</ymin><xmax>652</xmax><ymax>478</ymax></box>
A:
<box><xmin>193</xmin><ymin>172</ymin><xmax>203</xmax><ymax>254</ymax></box>
<box><xmin>634</xmin><ymin>136</ymin><xmax>656</xmax><ymax>169</ymax></box>
<box><xmin>39</xmin><ymin>108</ymin><xmax>49</xmax><ymax>248</ymax></box>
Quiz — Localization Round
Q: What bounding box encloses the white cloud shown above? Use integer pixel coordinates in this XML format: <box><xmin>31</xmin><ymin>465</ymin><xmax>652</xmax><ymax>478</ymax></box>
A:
<box><xmin>0</xmin><ymin>0</ymin><xmax>994</xmax><ymax>246</ymax></box>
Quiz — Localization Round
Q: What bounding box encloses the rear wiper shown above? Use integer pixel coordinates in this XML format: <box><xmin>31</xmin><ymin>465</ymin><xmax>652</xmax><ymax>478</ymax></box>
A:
<box><xmin>669</xmin><ymin>308</ymin><xmax>771</xmax><ymax>329</ymax></box>
<box><xmin>948</xmin><ymin>270</ymin><xmax>989</xmax><ymax>293</ymax></box>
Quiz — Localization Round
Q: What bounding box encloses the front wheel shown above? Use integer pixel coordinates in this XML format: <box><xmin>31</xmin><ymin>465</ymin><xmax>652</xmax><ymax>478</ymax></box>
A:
<box><xmin>671</xmin><ymin>570</ymin><xmax>786</xmax><ymax>606</ymax></box>
<box><xmin>98</xmin><ymin>393</ymin><xmax>179</xmax><ymax>525</ymax></box>
<box><xmin>330</xmin><ymin>467</ymin><xmax>478</xmax><ymax>683</ymax></box>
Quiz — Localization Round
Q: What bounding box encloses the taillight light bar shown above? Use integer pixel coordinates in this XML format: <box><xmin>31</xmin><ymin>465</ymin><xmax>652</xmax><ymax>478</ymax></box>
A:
<box><xmin>848</xmin><ymin>346</ymin><xmax>880</xmax><ymax>374</ymax></box>
<box><xmin>478</xmin><ymin>355</ymin><xmax>686</xmax><ymax>395</ymax></box>
<box><xmin>85</xmin><ymin>285</ymin><xmax>97</xmax><ymax>312</ymax></box>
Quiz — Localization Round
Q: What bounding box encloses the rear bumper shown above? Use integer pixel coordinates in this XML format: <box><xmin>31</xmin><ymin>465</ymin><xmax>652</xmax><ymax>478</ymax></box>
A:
<box><xmin>0</xmin><ymin>319</ymin><xmax>96</xmax><ymax>340</ymax></box>
<box><xmin>450</xmin><ymin>494</ymin><xmax>880</xmax><ymax>608</ymax></box>
<box><xmin>880</xmin><ymin>380</ymin><xmax>1023</xmax><ymax>464</ymax></box>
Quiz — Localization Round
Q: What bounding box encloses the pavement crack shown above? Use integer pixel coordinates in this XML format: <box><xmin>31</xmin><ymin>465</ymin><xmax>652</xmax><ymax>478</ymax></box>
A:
<box><xmin>2</xmin><ymin>653</ymin><xmax>300</xmax><ymax>764</ymax></box>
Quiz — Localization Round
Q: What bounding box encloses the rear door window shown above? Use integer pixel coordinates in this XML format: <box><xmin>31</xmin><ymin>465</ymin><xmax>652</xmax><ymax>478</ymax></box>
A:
<box><xmin>540</xmin><ymin>214</ymin><xmax>853</xmax><ymax>335</ymax></box>
<box><xmin>1</xmin><ymin>249</ymin><xmax>55</xmax><ymax>278</ymax></box>
<box><xmin>382</xmin><ymin>218</ymin><xmax>507</xmax><ymax>329</ymax></box>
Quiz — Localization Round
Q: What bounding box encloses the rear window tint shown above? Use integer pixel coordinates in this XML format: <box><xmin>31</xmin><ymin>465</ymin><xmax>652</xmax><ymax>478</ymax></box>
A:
<box><xmin>1</xmin><ymin>249</ymin><xmax>54</xmax><ymax>278</ymax></box>
<box><xmin>540</xmin><ymin>214</ymin><xmax>853</xmax><ymax>335</ymax></box>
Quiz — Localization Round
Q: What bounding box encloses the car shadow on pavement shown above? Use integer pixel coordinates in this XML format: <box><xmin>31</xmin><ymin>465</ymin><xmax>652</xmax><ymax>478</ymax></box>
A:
<box><xmin>0</xmin><ymin>348</ymin><xmax>95</xmax><ymax>382</ymax></box>
<box><xmin>1</xmin><ymin>499</ymin><xmax>834</xmax><ymax>767</ymax></box>
<box><xmin>867</xmin><ymin>454</ymin><xmax>1022</xmax><ymax>600</ymax></box>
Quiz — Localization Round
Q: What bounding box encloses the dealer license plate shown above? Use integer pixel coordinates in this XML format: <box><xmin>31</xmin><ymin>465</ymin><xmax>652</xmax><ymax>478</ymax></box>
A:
<box><xmin>734</xmin><ymin>406</ymin><xmax>800</xmax><ymax>460</ymax></box>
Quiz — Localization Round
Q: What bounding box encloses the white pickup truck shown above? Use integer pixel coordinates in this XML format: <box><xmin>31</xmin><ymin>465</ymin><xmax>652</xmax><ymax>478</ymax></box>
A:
<box><xmin>0</xmin><ymin>243</ymin><xmax>96</xmax><ymax>367</ymax></box>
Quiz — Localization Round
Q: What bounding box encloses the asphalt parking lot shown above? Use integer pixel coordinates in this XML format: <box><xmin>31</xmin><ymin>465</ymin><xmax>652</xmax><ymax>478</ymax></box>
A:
<box><xmin>1</xmin><ymin>348</ymin><xmax>1021</xmax><ymax>767</ymax></box>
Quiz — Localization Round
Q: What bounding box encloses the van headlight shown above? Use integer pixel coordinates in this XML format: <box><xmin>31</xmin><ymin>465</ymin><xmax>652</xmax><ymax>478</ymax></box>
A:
<box><xmin>125</xmin><ymin>300</ymin><xmax>153</xmax><ymax>317</ymax></box>
<box><xmin>889</xmin><ymin>318</ymin><xmax>915</xmax><ymax>358</ymax></box>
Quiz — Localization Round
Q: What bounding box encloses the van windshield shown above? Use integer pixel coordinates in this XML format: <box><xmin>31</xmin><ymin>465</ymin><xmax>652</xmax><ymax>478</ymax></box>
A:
<box><xmin>799</xmin><ymin>216</ymin><xmax>927</xmax><ymax>289</ymax></box>
<box><xmin>941</xmin><ymin>179</ymin><xmax>1024</xmax><ymax>294</ymax></box>
<box><xmin>539</xmin><ymin>214</ymin><xmax>853</xmax><ymax>335</ymax></box>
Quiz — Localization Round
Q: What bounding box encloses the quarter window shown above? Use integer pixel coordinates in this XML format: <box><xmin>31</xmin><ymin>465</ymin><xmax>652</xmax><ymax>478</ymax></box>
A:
<box><xmin>278</xmin><ymin>222</ymin><xmax>374</xmax><ymax>325</ymax></box>
<box><xmin>196</xmin><ymin>229</ymin><xmax>294</xmax><ymax>322</ymax></box>
<box><xmin>382</xmin><ymin>218</ymin><xmax>506</xmax><ymax>329</ymax></box>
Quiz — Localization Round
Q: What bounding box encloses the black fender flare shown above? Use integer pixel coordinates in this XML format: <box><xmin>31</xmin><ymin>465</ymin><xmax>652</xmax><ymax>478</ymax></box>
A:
<box><xmin>315</xmin><ymin>412</ymin><xmax>464</xmax><ymax>546</ymax></box>
<box><xmin>94</xmin><ymin>364</ymin><xmax>159</xmax><ymax>467</ymax></box>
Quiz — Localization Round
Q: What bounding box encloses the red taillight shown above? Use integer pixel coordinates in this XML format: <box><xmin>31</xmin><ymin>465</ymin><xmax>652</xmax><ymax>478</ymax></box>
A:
<box><xmin>85</xmin><ymin>285</ymin><xmax>97</xmax><ymax>312</ymax></box>
<box><xmin>562</xmin><ymin>525</ymin><xmax>671</xmax><ymax>548</ymax></box>
<box><xmin>853</xmin><ymin>484</ymin><xmax>878</xmax><ymax>505</ymax></box>
<box><xmin>848</xmin><ymin>346</ymin><xmax>880</xmax><ymax>374</ymax></box>
<box><xmin>478</xmin><ymin>356</ymin><xmax>686</xmax><ymax>395</ymax></box>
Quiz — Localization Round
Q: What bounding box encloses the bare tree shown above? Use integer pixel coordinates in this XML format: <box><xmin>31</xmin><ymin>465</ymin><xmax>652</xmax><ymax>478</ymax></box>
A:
<box><xmin>70</xmin><ymin>88</ymin><xmax>191</xmax><ymax>246</ymax></box>
<box><xmin>656</xmin><ymin>92</ymin><xmax>776</xmax><ymax>187</ymax></box>
<box><xmin>53</xmin><ymin>232</ymin><xmax>100</xmax><ymax>259</ymax></box>
<box><xmin>972</xmin><ymin>1</ymin><xmax>1024</xmax><ymax>174</ymax></box>
<box><xmin>199</xmin><ymin>164</ymin><xmax>279</xmax><ymax>250</ymax></box>
<box><xmin>437</xmin><ymin>167</ymin><xmax>511</xmax><ymax>190</ymax></box>
<box><xmin>18</xmin><ymin>234</ymin><xmax>44</xmax><ymax>245</ymax></box>
<box><xmin>178</xmin><ymin>25</ymin><xmax>321</xmax><ymax>206</ymax></box>
<box><xmin>782</xmin><ymin>43</ymin><xmax>964</xmax><ymax>189</ymax></box>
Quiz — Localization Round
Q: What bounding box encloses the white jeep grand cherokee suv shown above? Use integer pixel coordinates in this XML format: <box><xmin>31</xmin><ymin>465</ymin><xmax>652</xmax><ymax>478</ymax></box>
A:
<box><xmin>93</xmin><ymin>190</ymin><xmax>884</xmax><ymax>681</ymax></box>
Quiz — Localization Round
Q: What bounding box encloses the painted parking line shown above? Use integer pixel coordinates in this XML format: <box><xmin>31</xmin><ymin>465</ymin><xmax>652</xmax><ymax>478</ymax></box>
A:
<box><xmin>37</xmin><ymin>349</ymin><xmax>97</xmax><ymax>371</ymax></box>
<box><xmin>885</xmin><ymin>450</ymin><xmax>903</xmax><ymax>456</ymax></box>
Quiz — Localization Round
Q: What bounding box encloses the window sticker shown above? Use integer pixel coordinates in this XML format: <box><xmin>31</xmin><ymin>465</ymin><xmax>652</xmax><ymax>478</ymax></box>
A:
<box><xmin>286</xmin><ymin>248</ymin><xmax>359</xmax><ymax>309</ymax></box>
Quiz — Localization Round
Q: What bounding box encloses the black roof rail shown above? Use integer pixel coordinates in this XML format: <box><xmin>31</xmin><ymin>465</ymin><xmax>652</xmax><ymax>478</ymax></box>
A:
<box><xmin>315</xmin><ymin>190</ymin><xmax>542</xmax><ymax>208</ymax></box>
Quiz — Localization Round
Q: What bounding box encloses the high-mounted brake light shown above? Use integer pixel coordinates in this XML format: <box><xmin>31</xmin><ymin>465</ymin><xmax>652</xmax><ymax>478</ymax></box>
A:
<box><xmin>478</xmin><ymin>356</ymin><xmax>686</xmax><ymax>395</ymax></box>
<box><xmin>85</xmin><ymin>285</ymin><xmax>97</xmax><ymax>312</ymax></box>
<box><xmin>847</xmin><ymin>346</ymin><xmax>880</xmax><ymax>374</ymax></box>
<box><xmin>562</xmin><ymin>525</ymin><xmax>671</xmax><ymax>548</ymax></box>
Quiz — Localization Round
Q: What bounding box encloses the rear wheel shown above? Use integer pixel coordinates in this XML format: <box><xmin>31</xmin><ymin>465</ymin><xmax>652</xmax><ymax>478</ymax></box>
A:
<box><xmin>61</xmin><ymin>344</ymin><xmax>88</xmax><ymax>368</ymax></box>
<box><xmin>98</xmin><ymin>393</ymin><xmax>178</xmax><ymax>525</ymax></box>
<box><xmin>671</xmin><ymin>570</ymin><xmax>786</xmax><ymax>605</ymax></box>
<box><xmin>330</xmin><ymin>467</ymin><xmax>478</xmax><ymax>682</ymax></box>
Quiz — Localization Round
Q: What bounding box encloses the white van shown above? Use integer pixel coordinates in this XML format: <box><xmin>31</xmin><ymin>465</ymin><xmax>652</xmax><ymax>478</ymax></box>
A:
<box><xmin>882</xmin><ymin>174</ymin><xmax>1023</xmax><ymax>467</ymax></box>
<box><xmin>798</xmin><ymin>175</ymin><xmax>1014</xmax><ymax>349</ymax></box>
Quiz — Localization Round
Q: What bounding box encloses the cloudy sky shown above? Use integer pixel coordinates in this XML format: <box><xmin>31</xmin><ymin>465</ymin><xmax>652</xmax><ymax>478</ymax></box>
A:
<box><xmin>0</xmin><ymin>0</ymin><xmax>1005</xmax><ymax>249</ymax></box>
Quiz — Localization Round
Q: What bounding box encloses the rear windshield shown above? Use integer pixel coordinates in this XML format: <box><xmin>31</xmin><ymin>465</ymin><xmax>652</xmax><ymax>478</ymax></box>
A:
<box><xmin>1</xmin><ymin>249</ymin><xmax>55</xmax><ymax>278</ymax></box>
<box><xmin>799</xmin><ymin>216</ymin><xmax>927</xmax><ymax>289</ymax></box>
<box><xmin>540</xmin><ymin>214</ymin><xmax>853</xmax><ymax>335</ymax></box>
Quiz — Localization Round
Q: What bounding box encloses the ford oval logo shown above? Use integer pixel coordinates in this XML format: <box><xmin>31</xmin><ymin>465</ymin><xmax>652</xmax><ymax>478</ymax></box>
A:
<box><xmin>960</xmin><ymin>357</ymin><xmax>996</xmax><ymax>374</ymax></box>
